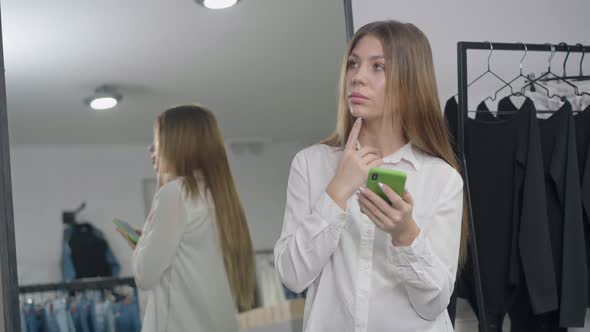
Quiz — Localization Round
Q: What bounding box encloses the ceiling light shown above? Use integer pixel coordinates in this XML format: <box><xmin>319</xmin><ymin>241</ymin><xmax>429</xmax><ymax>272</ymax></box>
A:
<box><xmin>196</xmin><ymin>0</ymin><xmax>240</xmax><ymax>10</ymax></box>
<box><xmin>84</xmin><ymin>85</ymin><xmax>122</xmax><ymax>111</ymax></box>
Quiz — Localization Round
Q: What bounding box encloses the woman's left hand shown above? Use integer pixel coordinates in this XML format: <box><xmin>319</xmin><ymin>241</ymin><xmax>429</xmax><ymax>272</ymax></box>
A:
<box><xmin>357</xmin><ymin>183</ymin><xmax>420</xmax><ymax>246</ymax></box>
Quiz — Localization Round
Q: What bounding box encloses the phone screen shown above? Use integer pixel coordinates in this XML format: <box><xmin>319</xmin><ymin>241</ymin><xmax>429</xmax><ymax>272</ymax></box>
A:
<box><xmin>113</xmin><ymin>218</ymin><xmax>140</xmax><ymax>244</ymax></box>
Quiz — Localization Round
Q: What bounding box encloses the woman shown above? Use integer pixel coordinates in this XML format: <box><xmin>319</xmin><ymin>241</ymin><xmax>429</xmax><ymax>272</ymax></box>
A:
<box><xmin>274</xmin><ymin>21</ymin><xmax>466</xmax><ymax>331</ymax></box>
<box><xmin>119</xmin><ymin>105</ymin><xmax>255</xmax><ymax>332</ymax></box>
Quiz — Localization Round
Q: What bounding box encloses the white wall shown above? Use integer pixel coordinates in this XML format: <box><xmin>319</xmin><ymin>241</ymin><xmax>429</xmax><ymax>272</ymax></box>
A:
<box><xmin>227</xmin><ymin>141</ymin><xmax>306</xmax><ymax>251</ymax></box>
<box><xmin>11</xmin><ymin>141</ymin><xmax>306</xmax><ymax>285</ymax></box>
<box><xmin>351</xmin><ymin>0</ymin><xmax>590</xmax><ymax>110</ymax></box>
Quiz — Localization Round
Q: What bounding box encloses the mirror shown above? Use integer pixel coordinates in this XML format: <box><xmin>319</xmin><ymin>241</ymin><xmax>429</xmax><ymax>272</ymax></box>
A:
<box><xmin>1</xmin><ymin>0</ymin><xmax>348</xmax><ymax>330</ymax></box>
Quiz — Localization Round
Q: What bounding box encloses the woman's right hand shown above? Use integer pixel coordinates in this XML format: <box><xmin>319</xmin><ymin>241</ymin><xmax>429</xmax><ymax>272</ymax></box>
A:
<box><xmin>326</xmin><ymin>118</ymin><xmax>382</xmax><ymax>210</ymax></box>
<box><xmin>116</xmin><ymin>228</ymin><xmax>142</xmax><ymax>250</ymax></box>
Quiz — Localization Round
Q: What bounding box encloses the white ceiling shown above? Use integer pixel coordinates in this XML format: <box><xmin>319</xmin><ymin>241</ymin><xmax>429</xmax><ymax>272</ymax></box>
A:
<box><xmin>1</xmin><ymin>0</ymin><xmax>347</xmax><ymax>145</ymax></box>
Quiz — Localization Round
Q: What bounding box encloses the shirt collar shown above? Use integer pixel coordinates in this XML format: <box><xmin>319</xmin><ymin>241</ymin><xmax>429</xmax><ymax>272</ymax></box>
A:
<box><xmin>381</xmin><ymin>142</ymin><xmax>421</xmax><ymax>171</ymax></box>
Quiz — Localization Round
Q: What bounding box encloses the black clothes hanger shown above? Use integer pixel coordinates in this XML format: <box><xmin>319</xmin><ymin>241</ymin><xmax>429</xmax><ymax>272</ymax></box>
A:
<box><xmin>62</xmin><ymin>202</ymin><xmax>86</xmax><ymax>224</ymax></box>
<box><xmin>483</xmin><ymin>43</ymin><xmax>532</xmax><ymax>103</ymax></box>
<box><xmin>512</xmin><ymin>43</ymin><xmax>567</xmax><ymax>102</ymax></box>
<box><xmin>549</xmin><ymin>43</ymin><xmax>588</xmax><ymax>97</ymax></box>
<box><xmin>539</xmin><ymin>43</ymin><xmax>590</xmax><ymax>82</ymax></box>
<box><xmin>573</xmin><ymin>44</ymin><xmax>590</xmax><ymax>82</ymax></box>
<box><xmin>454</xmin><ymin>42</ymin><xmax>511</xmax><ymax>98</ymax></box>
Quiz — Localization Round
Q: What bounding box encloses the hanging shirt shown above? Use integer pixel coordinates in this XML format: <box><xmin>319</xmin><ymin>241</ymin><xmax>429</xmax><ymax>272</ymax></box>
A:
<box><xmin>113</xmin><ymin>296</ymin><xmax>141</xmax><ymax>332</ymax></box>
<box><xmin>497</xmin><ymin>97</ymin><xmax>587</xmax><ymax>328</ymax></box>
<box><xmin>575</xmin><ymin>105</ymin><xmax>590</xmax><ymax>308</ymax></box>
<box><xmin>474</xmin><ymin>101</ymin><xmax>498</xmax><ymax>121</ymax></box>
<box><xmin>444</xmin><ymin>98</ymin><xmax>558</xmax><ymax>329</ymax></box>
<box><xmin>133</xmin><ymin>179</ymin><xmax>239</xmax><ymax>332</ymax></box>
<box><xmin>62</xmin><ymin>222</ymin><xmax>121</xmax><ymax>281</ymax></box>
<box><xmin>575</xmin><ymin>105</ymin><xmax>590</xmax><ymax>225</ymax></box>
<box><xmin>274</xmin><ymin>142</ymin><xmax>464</xmax><ymax>332</ymax></box>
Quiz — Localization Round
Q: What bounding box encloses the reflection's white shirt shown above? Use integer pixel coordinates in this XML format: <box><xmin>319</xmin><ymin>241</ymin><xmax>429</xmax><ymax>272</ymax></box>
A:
<box><xmin>274</xmin><ymin>143</ymin><xmax>463</xmax><ymax>332</ymax></box>
<box><xmin>133</xmin><ymin>179</ymin><xmax>239</xmax><ymax>332</ymax></box>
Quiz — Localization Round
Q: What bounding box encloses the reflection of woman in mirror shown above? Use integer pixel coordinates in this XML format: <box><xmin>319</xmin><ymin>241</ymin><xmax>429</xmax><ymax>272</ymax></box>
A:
<box><xmin>274</xmin><ymin>21</ymin><xmax>466</xmax><ymax>331</ymax></box>
<box><xmin>118</xmin><ymin>105</ymin><xmax>255</xmax><ymax>332</ymax></box>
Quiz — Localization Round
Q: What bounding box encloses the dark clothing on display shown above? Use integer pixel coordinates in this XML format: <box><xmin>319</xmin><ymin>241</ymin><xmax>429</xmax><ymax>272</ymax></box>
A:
<box><xmin>112</xmin><ymin>297</ymin><xmax>142</xmax><ymax>332</ymax></box>
<box><xmin>444</xmin><ymin>98</ymin><xmax>460</xmax><ymax>159</ymax></box>
<box><xmin>447</xmin><ymin>277</ymin><xmax>459</xmax><ymax>326</ymax></box>
<box><xmin>445</xmin><ymin>98</ymin><xmax>500</xmax><ymax>155</ymax></box>
<box><xmin>444</xmin><ymin>97</ymin><xmax>558</xmax><ymax>330</ymax></box>
<box><xmin>474</xmin><ymin>101</ymin><xmax>497</xmax><ymax>121</ymax></box>
<box><xmin>575</xmin><ymin>105</ymin><xmax>590</xmax><ymax>308</ymax></box>
<box><xmin>68</xmin><ymin>223</ymin><xmax>118</xmax><ymax>279</ymax></box>
<box><xmin>495</xmin><ymin>98</ymin><xmax>587</xmax><ymax>330</ymax></box>
<box><xmin>446</xmin><ymin>99</ymin><xmax>495</xmax><ymax>327</ymax></box>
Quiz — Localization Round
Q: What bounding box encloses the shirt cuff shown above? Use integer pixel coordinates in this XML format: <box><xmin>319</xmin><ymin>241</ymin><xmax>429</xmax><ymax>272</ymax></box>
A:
<box><xmin>389</xmin><ymin>229</ymin><xmax>427</xmax><ymax>267</ymax></box>
<box><xmin>313</xmin><ymin>191</ymin><xmax>349</xmax><ymax>230</ymax></box>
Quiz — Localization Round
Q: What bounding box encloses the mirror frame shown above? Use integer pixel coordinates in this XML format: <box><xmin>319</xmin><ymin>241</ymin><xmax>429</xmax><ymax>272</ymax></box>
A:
<box><xmin>0</xmin><ymin>11</ymin><xmax>21</xmax><ymax>332</ymax></box>
<box><xmin>0</xmin><ymin>2</ymin><xmax>355</xmax><ymax>329</ymax></box>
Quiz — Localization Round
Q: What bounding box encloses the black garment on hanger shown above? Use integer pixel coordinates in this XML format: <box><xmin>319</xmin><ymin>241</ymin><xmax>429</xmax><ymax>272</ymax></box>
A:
<box><xmin>447</xmin><ymin>275</ymin><xmax>459</xmax><ymax>327</ymax></box>
<box><xmin>474</xmin><ymin>101</ymin><xmax>498</xmax><ymax>121</ymax></box>
<box><xmin>69</xmin><ymin>222</ymin><xmax>113</xmax><ymax>278</ymax></box>
<box><xmin>498</xmin><ymin>97</ymin><xmax>525</xmax><ymax>117</ymax></box>
<box><xmin>444</xmin><ymin>98</ymin><xmax>499</xmax><ymax>155</ymax></box>
<box><xmin>575</xmin><ymin>105</ymin><xmax>590</xmax><ymax>307</ymax></box>
<box><xmin>445</xmin><ymin>98</ymin><xmax>460</xmax><ymax>159</ymax></box>
<box><xmin>446</xmin><ymin>99</ymin><xmax>501</xmax><ymax>327</ymax></box>
<box><xmin>444</xmin><ymin>97</ymin><xmax>558</xmax><ymax>330</ymax></box>
<box><xmin>496</xmin><ymin>98</ymin><xmax>587</xmax><ymax>330</ymax></box>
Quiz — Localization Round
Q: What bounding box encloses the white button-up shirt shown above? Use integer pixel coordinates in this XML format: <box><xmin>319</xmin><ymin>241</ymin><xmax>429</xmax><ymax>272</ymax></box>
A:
<box><xmin>274</xmin><ymin>143</ymin><xmax>463</xmax><ymax>332</ymax></box>
<box><xmin>133</xmin><ymin>179</ymin><xmax>239</xmax><ymax>332</ymax></box>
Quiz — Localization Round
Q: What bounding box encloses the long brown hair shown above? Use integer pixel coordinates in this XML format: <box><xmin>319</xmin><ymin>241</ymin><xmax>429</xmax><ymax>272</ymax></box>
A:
<box><xmin>322</xmin><ymin>20</ymin><xmax>468</xmax><ymax>264</ymax></box>
<box><xmin>156</xmin><ymin>105</ymin><xmax>255</xmax><ymax>311</ymax></box>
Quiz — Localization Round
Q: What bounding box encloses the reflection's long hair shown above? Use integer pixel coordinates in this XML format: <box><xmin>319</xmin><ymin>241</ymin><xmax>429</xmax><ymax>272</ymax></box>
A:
<box><xmin>156</xmin><ymin>105</ymin><xmax>255</xmax><ymax>311</ymax></box>
<box><xmin>322</xmin><ymin>20</ymin><xmax>468</xmax><ymax>264</ymax></box>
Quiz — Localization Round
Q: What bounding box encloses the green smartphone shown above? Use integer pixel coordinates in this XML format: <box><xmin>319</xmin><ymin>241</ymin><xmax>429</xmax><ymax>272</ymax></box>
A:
<box><xmin>112</xmin><ymin>218</ymin><xmax>140</xmax><ymax>245</ymax></box>
<box><xmin>366</xmin><ymin>168</ymin><xmax>407</xmax><ymax>204</ymax></box>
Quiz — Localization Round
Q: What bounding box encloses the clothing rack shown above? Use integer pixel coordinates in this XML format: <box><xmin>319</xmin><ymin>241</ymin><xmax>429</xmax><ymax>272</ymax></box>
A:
<box><xmin>255</xmin><ymin>249</ymin><xmax>274</xmax><ymax>255</ymax></box>
<box><xmin>19</xmin><ymin>277</ymin><xmax>135</xmax><ymax>294</ymax></box>
<box><xmin>457</xmin><ymin>41</ymin><xmax>590</xmax><ymax>332</ymax></box>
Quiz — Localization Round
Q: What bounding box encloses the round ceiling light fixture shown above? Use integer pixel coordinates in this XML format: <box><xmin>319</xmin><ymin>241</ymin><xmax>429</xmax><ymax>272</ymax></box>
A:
<box><xmin>196</xmin><ymin>0</ymin><xmax>240</xmax><ymax>10</ymax></box>
<box><xmin>84</xmin><ymin>85</ymin><xmax>122</xmax><ymax>111</ymax></box>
